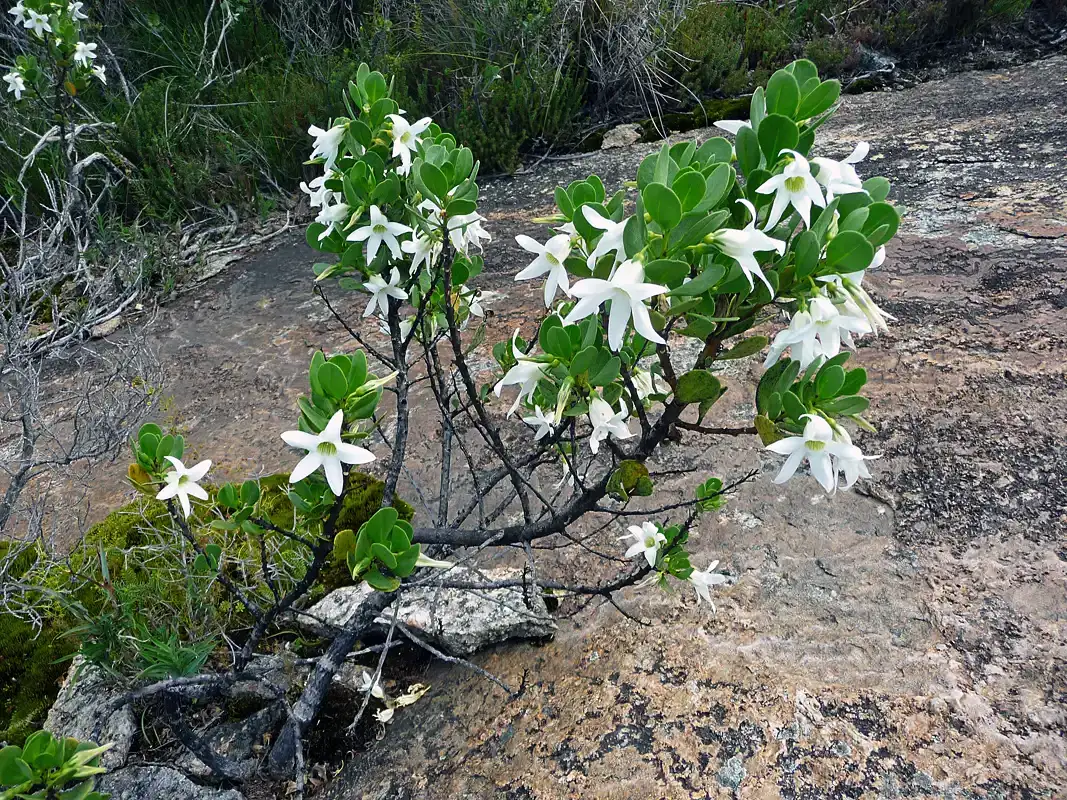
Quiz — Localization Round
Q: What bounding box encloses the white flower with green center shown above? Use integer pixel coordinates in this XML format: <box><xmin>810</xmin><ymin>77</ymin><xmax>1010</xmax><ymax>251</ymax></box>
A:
<box><xmin>619</xmin><ymin>521</ymin><xmax>666</xmax><ymax>568</ymax></box>
<box><xmin>4</xmin><ymin>71</ymin><xmax>25</xmax><ymax>101</ymax></box>
<box><xmin>156</xmin><ymin>456</ymin><xmax>212</xmax><ymax>518</ymax></box>
<box><xmin>301</xmin><ymin>172</ymin><xmax>337</xmax><ymax>210</ymax></box>
<box><xmin>8</xmin><ymin>2</ymin><xmax>28</xmax><ymax>24</ymax></box>
<box><xmin>347</xmin><ymin>205</ymin><xmax>412</xmax><ymax>264</ymax></box>
<box><xmin>308</xmin><ymin>123</ymin><xmax>346</xmax><ymax>170</ymax></box>
<box><xmin>581</xmin><ymin>206</ymin><xmax>628</xmax><ymax>269</ymax></box>
<box><xmin>363</xmin><ymin>267</ymin><xmax>408</xmax><ymax>318</ymax></box>
<box><xmin>447</xmin><ymin>212</ymin><xmax>491</xmax><ymax>254</ymax></box>
<box><xmin>401</xmin><ymin>232</ymin><xmax>441</xmax><ymax>274</ymax></box>
<box><xmin>812</xmin><ymin>142</ymin><xmax>869</xmax><ymax>200</ymax></box>
<box><xmin>587</xmin><ymin>394</ymin><xmax>633</xmax><ymax>455</ymax></box>
<box><xmin>756</xmin><ymin>149</ymin><xmax>825</xmax><ymax>230</ymax></box>
<box><xmin>386</xmin><ymin>113</ymin><xmax>432</xmax><ymax>175</ymax></box>
<box><xmin>522</xmin><ymin>406</ymin><xmax>556</xmax><ymax>441</ymax></box>
<box><xmin>690</xmin><ymin>560</ymin><xmax>729</xmax><ymax>608</ymax></box>
<box><xmin>314</xmin><ymin>199</ymin><xmax>349</xmax><ymax>241</ymax></box>
<box><xmin>25</xmin><ymin>9</ymin><xmax>51</xmax><ymax>36</ymax></box>
<box><xmin>766</xmin><ymin>414</ymin><xmax>864</xmax><ymax>493</ymax></box>
<box><xmin>764</xmin><ymin>295</ymin><xmax>871</xmax><ymax>369</ymax></box>
<box><xmin>710</xmin><ymin>198</ymin><xmax>786</xmax><ymax>294</ymax></box>
<box><xmin>281</xmin><ymin>410</ymin><xmax>375</xmax><ymax>496</ymax></box>
<box><xmin>831</xmin><ymin>426</ymin><xmax>877</xmax><ymax>490</ymax></box>
<box><xmin>515</xmin><ymin>233</ymin><xmax>571</xmax><ymax>307</ymax></box>
<box><xmin>69</xmin><ymin>1</ymin><xmax>89</xmax><ymax>20</ymax></box>
<box><xmin>494</xmin><ymin>330</ymin><xmax>548</xmax><ymax>416</ymax></box>
<box><xmin>73</xmin><ymin>41</ymin><xmax>97</xmax><ymax>67</ymax></box>
<box><xmin>563</xmin><ymin>259</ymin><xmax>667</xmax><ymax>351</ymax></box>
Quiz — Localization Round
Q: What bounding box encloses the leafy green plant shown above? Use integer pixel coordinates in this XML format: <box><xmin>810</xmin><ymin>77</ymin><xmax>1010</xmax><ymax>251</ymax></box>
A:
<box><xmin>0</xmin><ymin>731</ymin><xmax>111</xmax><ymax>800</ymax></box>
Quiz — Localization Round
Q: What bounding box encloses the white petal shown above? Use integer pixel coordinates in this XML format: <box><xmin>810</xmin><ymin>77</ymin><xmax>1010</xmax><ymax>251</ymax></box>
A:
<box><xmin>289</xmin><ymin>452</ymin><xmax>323</xmax><ymax>485</ymax></box>
<box><xmin>336</xmin><ymin>442</ymin><xmax>376</xmax><ymax>465</ymax></box>
<box><xmin>186</xmin><ymin>459</ymin><xmax>212</xmax><ymax>482</ymax></box>
<box><xmin>186</xmin><ymin>483</ymin><xmax>209</xmax><ymax>501</ymax></box>
<box><xmin>773</xmin><ymin>448</ymin><xmax>806</xmax><ymax>484</ymax></box>
<box><xmin>323</xmin><ymin>410</ymin><xmax>344</xmax><ymax>441</ymax></box>
<box><xmin>323</xmin><ymin>458</ymin><xmax>345</xmax><ymax>496</ymax></box>
<box><xmin>156</xmin><ymin>484</ymin><xmax>179</xmax><ymax>501</ymax></box>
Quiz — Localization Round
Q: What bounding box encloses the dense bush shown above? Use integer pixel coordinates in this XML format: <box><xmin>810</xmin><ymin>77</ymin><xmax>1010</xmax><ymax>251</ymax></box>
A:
<box><xmin>0</xmin><ymin>0</ymin><xmax>1054</xmax><ymax>234</ymax></box>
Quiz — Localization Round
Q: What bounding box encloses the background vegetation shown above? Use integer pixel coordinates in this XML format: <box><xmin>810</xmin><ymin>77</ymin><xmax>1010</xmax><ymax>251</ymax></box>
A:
<box><xmin>1</xmin><ymin>0</ymin><xmax>1059</xmax><ymax>227</ymax></box>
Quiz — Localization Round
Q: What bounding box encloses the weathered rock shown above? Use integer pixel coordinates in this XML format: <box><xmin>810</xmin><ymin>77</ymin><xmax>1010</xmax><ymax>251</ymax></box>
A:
<box><xmin>304</xmin><ymin>567</ymin><xmax>557</xmax><ymax>655</ymax></box>
<box><xmin>600</xmin><ymin>123</ymin><xmax>642</xmax><ymax>149</ymax></box>
<box><xmin>176</xmin><ymin>703</ymin><xmax>284</xmax><ymax>779</ymax></box>
<box><xmin>44</xmin><ymin>657</ymin><xmax>135</xmax><ymax>770</ymax></box>
<box><xmin>98</xmin><ymin>766</ymin><xmax>245</xmax><ymax>800</ymax></box>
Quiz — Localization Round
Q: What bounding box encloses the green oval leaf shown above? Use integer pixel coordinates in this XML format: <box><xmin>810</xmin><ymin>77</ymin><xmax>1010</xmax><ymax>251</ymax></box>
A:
<box><xmin>642</xmin><ymin>183</ymin><xmax>683</xmax><ymax>230</ymax></box>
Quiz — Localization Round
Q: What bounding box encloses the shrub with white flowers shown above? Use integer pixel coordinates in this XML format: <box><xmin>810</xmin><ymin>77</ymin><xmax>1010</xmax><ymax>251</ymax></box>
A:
<box><xmin>4</xmin><ymin>0</ymin><xmax>104</xmax><ymax>103</ymax></box>
<box><xmin>88</xmin><ymin>59</ymin><xmax>899</xmax><ymax>785</ymax></box>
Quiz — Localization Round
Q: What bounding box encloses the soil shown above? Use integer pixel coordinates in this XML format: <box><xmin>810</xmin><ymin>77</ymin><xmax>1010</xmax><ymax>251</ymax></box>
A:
<box><xmin>76</xmin><ymin>55</ymin><xmax>1067</xmax><ymax>797</ymax></box>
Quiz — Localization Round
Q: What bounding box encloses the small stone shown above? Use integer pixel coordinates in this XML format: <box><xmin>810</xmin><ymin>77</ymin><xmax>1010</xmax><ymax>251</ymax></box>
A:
<box><xmin>45</xmin><ymin>657</ymin><xmax>136</xmax><ymax>770</ymax></box>
<box><xmin>90</xmin><ymin>316</ymin><xmax>122</xmax><ymax>339</ymax></box>
<box><xmin>600</xmin><ymin>124</ymin><xmax>642</xmax><ymax>150</ymax></box>
<box><xmin>303</xmin><ymin>567</ymin><xmax>557</xmax><ymax>656</ymax></box>
<box><xmin>717</xmin><ymin>754</ymin><xmax>747</xmax><ymax>789</ymax></box>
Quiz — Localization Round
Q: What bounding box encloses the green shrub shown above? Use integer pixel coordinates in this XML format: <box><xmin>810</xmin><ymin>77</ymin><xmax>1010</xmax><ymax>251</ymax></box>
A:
<box><xmin>670</xmin><ymin>2</ymin><xmax>799</xmax><ymax>99</ymax></box>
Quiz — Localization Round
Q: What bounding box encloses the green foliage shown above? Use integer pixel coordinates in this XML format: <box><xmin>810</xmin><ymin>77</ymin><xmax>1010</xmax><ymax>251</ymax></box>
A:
<box><xmin>0</xmin><ymin>730</ymin><xmax>110</xmax><ymax>800</ymax></box>
<box><xmin>321</xmin><ymin>473</ymin><xmax>415</xmax><ymax>593</ymax></box>
<box><xmin>0</xmin><ymin>544</ymin><xmax>78</xmax><ymax>747</ymax></box>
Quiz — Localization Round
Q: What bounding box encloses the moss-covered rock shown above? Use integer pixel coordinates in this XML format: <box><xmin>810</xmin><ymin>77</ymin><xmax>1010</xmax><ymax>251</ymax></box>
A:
<box><xmin>0</xmin><ymin>471</ymin><xmax>410</xmax><ymax>736</ymax></box>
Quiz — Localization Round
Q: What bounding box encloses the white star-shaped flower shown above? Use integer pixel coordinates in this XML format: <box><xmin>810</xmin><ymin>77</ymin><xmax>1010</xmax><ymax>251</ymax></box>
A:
<box><xmin>756</xmin><ymin>149</ymin><xmax>826</xmax><ymax>230</ymax></box>
<box><xmin>301</xmin><ymin>172</ymin><xmax>337</xmax><ymax>210</ymax></box>
<box><xmin>447</xmin><ymin>212</ymin><xmax>491</xmax><ymax>254</ymax></box>
<box><xmin>515</xmin><ymin>233</ymin><xmax>571</xmax><ymax>307</ymax></box>
<box><xmin>25</xmin><ymin>9</ymin><xmax>52</xmax><ymax>36</ymax></box>
<box><xmin>581</xmin><ymin>206</ymin><xmax>628</xmax><ymax>268</ymax></box>
<box><xmin>765</xmin><ymin>414</ymin><xmax>863</xmax><ymax>494</ymax></box>
<box><xmin>73</xmin><ymin>41</ymin><xmax>97</xmax><ymax>67</ymax></box>
<box><xmin>4</xmin><ymin>71</ymin><xmax>25</xmax><ymax>101</ymax></box>
<box><xmin>619</xmin><ymin>521</ymin><xmax>665</xmax><ymax>568</ymax></box>
<box><xmin>308</xmin><ymin>123</ymin><xmax>346</xmax><ymax>170</ymax></box>
<box><xmin>711</xmin><ymin>198</ymin><xmax>786</xmax><ymax>294</ymax></box>
<box><xmin>347</xmin><ymin>205</ymin><xmax>413</xmax><ymax>264</ymax></box>
<box><xmin>764</xmin><ymin>295</ymin><xmax>871</xmax><ymax>369</ymax></box>
<box><xmin>92</xmin><ymin>64</ymin><xmax>106</xmax><ymax>84</ymax></box>
<box><xmin>588</xmin><ymin>395</ymin><xmax>632</xmax><ymax>454</ymax></box>
<box><xmin>401</xmin><ymin>232</ymin><xmax>441</xmax><ymax>274</ymax></box>
<box><xmin>363</xmin><ymin>267</ymin><xmax>409</xmax><ymax>318</ymax></box>
<box><xmin>690</xmin><ymin>561</ymin><xmax>729</xmax><ymax>609</ymax></box>
<box><xmin>69</xmin><ymin>1</ymin><xmax>89</xmax><ymax>20</ymax></box>
<box><xmin>8</xmin><ymin>2</ymin><xmax>28</xmax><ymax>25</ymax></box>
<box><xmin>281</xmin><ymin>410</ymin><xmax>375</xmax><ymax>496</ymax></box>
<box><xmin>156</xmin><ymin>456</ymin><xmax>212</xmax><ymax>518</ymax></box>
<box><xmin>831</xmin><ymin>426</ymin><xmax>878</xmax><ymax>490</ymax></box>
<box><xmin>493</xmin><ymin>330</ymin><xmax>548</xmax><ymax>416</ymax></box>
<box><xmin>386</xmin><ymin>113</ymin><xmax>431</xmax><ymax>176</ymax></box>
<box><xmin>563</xmin><ymin>260</ymin><xmax>667</xmax><ymax>351</ymax></box>
<box><xmin>713</xmin><ymin>119</ymin><xmax>751</xmax><ymax>136</ymax></box>
<box><xmin>314</xmin><ymin>200</ymin><xmax>349</xmax><ymax>241</ymax></box>
<box><xmin>522</xmin><ymin>406</ymin><xmax>556</xmax><ymax>441</ymax></box>
<box><xmin>812</xmin><ymin>142</ymin><xmax>869</xmax><ymax>200</ymax></box>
